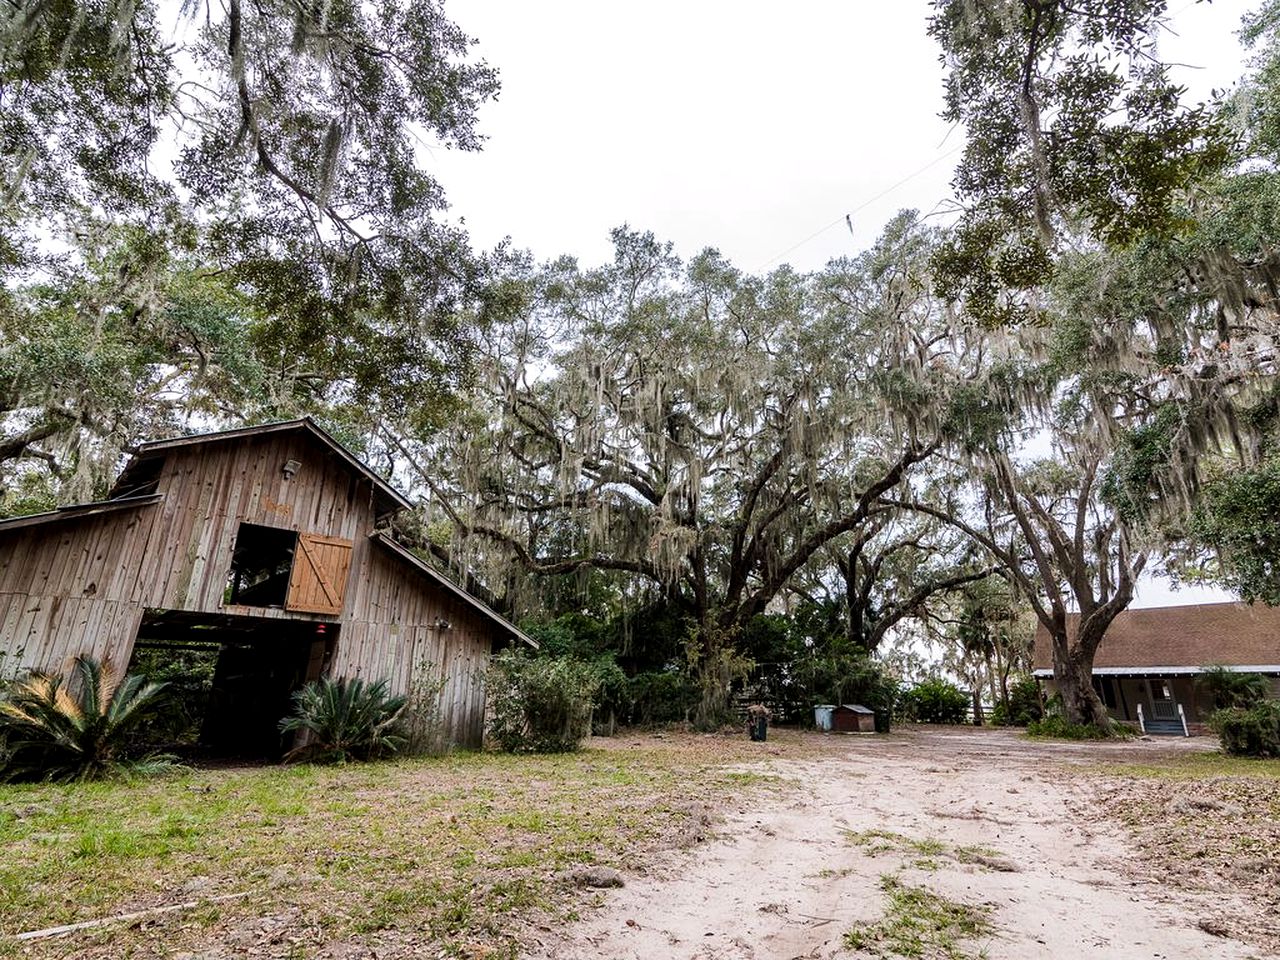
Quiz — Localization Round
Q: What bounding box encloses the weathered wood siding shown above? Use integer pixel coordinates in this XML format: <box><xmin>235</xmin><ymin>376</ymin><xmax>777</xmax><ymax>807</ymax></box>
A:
<box><xmin>334</xmin><ymin>542</ymin><xmax>490</xmax><ymax>749</ymax></box>
<box><xmin>1</xmin><ymin>432</ymin><xmax>376</xmax><ymax>672</ymax></box>
<box><xmin>0</xmin><ymin>506</ymin><xmax>157</xmax><ymax>674</ymax></box>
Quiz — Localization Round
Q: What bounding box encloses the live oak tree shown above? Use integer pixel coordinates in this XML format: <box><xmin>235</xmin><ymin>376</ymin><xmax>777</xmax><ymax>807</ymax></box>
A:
<box><xmin>895</xmin><ymin>258</ymin><xmax>1167</xmax><ymax>727</ymax></box>
<box><xmin>948</xmin><ymin>575</ymin><xmax>1032</xmax><ymax>717</ymax></box>
<box><xmin>408</xmin><ymin>218</ymin><xmax>974</xmax><ymax>727</ymax></box>
<box><xmin>833</xmin><ymin>512</ymin><xmax>1000</xmax><ymax>654</ymax></box>
<box><xmin>0</xmin><ymin>0</ymin><xmax>499</xmax><ymax>501</ymax></box>
<box><xmin>0</xmin><ymin>227</ymin><xmax>263</xmax><ymax>504</ymax></box>
<box><xmin>905</xmin><ymin>450</ymin><xmax>1146</xmax><ymax>727</ymax></box>
<box><xmin>926</xmin><ymin>0</ymin><xmax>1280</xmax><ymax>723</ymax></box>
<box><xmin>929</xmin><ymin>0</ymin><xmax>1232</xmax><ymax>327</ymax></box>
<box><xmin>930</xmin><ymin>0</ymin><xmax>1280</xmax><ymax>527</ymax></box>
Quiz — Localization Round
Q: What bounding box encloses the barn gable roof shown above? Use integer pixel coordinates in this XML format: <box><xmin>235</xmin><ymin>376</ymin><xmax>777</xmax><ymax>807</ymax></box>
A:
<box><xmin>370</xmin><ymin>533</ymin><xmax>537</xmax><ymax>649</ymax></box>
<box><xmin>1032</xmin><ymin>601</ymin><xmax>1280</xmax><ymax>676</ymax></box>
<box><xmin>111</xmin><ymin>418</ymin><xmax>412</xmax><ymax>517</ymax></box>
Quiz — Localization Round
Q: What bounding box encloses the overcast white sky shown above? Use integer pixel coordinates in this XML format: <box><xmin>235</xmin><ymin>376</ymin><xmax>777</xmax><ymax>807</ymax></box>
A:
<box><xmin>430</xmin><ymin>0</ymin><xmax>1256</xmax><ymax>273</ymax></box>
<box><xmin>428</xmin><ymin>0</ymin><xmax>1255</xmax><ymax>607</ymax></box>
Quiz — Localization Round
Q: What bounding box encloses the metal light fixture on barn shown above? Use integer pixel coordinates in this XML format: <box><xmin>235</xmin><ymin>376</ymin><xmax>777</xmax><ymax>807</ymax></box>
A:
<box><xmin>282</xmin><ymin>458</ymin><xmax>301</xmax><ymax>479</ymax></box>
<box><xmin>434</xmin><ymin>617</ymin><xmax>452</xmax><ymax>631</ymax></box>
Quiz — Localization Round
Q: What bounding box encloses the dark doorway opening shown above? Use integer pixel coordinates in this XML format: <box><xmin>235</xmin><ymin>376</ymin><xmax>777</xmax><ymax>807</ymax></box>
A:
<box><xmin>226</xmin><ymin>523</ymin><xmax>299</xmax><ymax>607</ymax></box>
<box><xmin>128</xmin><ymin>609</ymin><xmax>335</xmax><ymax>761</ymax></box>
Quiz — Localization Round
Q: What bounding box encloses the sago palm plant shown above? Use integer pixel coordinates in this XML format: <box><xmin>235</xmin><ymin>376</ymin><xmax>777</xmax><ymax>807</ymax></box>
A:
<box><xmin>279</xmin><ymin>676</ymin><xmax>407</xmax><ymax>763</ymax></box>
<box><xmin>0</xmin><ymin>655</ymin><xmax>167</xmax><ymax>782</ymax></box>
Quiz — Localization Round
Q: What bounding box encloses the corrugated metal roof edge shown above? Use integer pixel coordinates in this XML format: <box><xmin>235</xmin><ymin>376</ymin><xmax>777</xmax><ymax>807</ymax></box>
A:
<box><xmin>370</xmin><ymin>533</ymin><xmax>537</xmax><ymax>650</ymax></box>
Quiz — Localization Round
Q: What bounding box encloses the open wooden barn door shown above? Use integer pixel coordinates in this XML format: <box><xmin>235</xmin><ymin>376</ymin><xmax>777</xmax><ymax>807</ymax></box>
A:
<box><xmin>286</xmin><ymin>533</ymin><xmax>354</xmax><ymax>615</ymax></box>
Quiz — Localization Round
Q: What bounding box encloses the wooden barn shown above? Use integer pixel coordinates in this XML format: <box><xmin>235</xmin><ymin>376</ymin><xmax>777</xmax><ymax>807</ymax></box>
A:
<box><xmin>0</xmin><ymin>419</ymin><xmax>532</xmax><ymax>756</ymax></box>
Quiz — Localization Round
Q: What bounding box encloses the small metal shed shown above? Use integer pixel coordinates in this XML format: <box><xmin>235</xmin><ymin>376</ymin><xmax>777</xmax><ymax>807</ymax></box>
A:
<box><xmin>832</xmin><ymin>704</ymin><xmax>876</xmax><ymax>733</ymax></box>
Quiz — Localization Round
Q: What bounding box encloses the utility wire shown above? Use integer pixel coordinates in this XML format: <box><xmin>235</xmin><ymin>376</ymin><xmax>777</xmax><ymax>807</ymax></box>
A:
<box><xmin>755</xmin><ymin>144</ymin><xmax>964</xmax><ymax>271</ymax></box>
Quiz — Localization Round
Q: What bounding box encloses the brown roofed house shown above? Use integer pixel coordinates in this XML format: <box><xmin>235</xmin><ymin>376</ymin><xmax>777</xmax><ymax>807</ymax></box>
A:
<box><xmin>1033</xmin><ymin>602</ymin><xmax>1280</xmax><ymax>735</ymax></box>
<box><xmin>0</xmin><ymin>419</ymin><xmax>534</xmax><ymax>757</ymax></box>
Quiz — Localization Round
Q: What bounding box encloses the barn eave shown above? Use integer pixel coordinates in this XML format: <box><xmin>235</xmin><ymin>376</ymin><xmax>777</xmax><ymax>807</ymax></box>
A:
<box><xmin>0</xmin><ymin>493</ymin><xmax>165</xmax><ymax>533</ymax></box>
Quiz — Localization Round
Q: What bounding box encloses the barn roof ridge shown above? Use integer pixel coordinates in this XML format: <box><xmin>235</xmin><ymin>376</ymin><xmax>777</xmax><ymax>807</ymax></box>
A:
<box><xmin>369</xmin><ymin>532</ymin><xmax>537</xmax><ymax>650</ymax></box>
<box><xmin>118</xmin><ymin>417</ymin><xmax>413</xmax><ymax>514</ymax></box>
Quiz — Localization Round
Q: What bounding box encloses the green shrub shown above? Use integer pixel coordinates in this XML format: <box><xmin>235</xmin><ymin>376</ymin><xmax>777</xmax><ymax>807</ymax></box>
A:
<box><xmin>487</xmin><ymin>652</ymin><xmax>600</xmax><ymax>753</ymax></box>
<box><xmin>1026</xmin><ymin>715</ymin><xmax>1134</xmax><ymax>740</ymax></box>
<box><xmin>899</xmin><ymin>678</ymin><xmax>970</xmax><ymax>724</ymax></box>
<box><xmin>1210</xmin><ymin>700</ymin><xmax>1280</xmax><ymax>757</ymax></box>
<box><xmin>1197</xmin><ymin>665</ymin><xmax>1273</xmax><ymax>711</ymax></box>
<box><xmin>279</xmin><ymin>676</ymin><xmax>407</xmax><ymax>763</ymax></box>
<box><xmin>990</xmin><ymin>675</ymin><xmax>1044</xmax><ymax>726</ymax></box>
<box><xmin>585</xmin><ymin>657</ymin><xmax>628</xmax><ymax>735</ymax></box>
<box><xmin>0</xmin><ymin>655</ymin><xmax>168</xmax><ymax>782</ymax></box>
<box><xmin>625</xmin><ymin>670</ymin><xmax>699</xmax><ymax>725</ymax></box>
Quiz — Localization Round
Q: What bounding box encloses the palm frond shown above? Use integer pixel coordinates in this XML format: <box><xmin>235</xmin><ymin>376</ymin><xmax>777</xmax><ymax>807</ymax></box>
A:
<box><xmin>0</xmin><ymin>655</ymin><xmax>167</xmax><ymax>782</ymax></box>
<box><xmin>93</xmin><ymin>658</ymin><xmax>124</xmax><ymax>715</ymax></box>
<box><xmin>280</xmin><ymin>676</ymin><xmax>407</xmax><ymax>764</ymax></box>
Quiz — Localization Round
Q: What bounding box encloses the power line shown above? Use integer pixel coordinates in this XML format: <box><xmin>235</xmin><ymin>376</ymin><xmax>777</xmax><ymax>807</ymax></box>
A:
<box><xmin>755</xmin><ymin>144</ymin><xmax>964</xmax><ymax>271</ymax></box>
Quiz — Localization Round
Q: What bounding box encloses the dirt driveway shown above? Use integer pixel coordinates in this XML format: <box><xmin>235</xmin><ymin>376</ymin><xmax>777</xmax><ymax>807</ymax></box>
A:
<box><xmin>531</xmin><ymin>727</ymin><xmax>1264</xmax><ymax>960</ymax></box>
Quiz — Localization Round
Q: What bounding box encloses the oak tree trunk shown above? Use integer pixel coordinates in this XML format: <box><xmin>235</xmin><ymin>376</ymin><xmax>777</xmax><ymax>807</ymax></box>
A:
<box><xmin>1050</xmin><ymin>627</ymin><xmax>1111</xmax><ymax>727</ymax></box>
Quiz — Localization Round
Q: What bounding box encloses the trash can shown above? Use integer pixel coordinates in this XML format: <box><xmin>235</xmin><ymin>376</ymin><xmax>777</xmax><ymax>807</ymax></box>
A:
<box><xmin>747</xmin><ymin>703</ymin><xmax>770</xmax><ymax>741</ymax></box>
<box><xmin>813</xmin><ymin>704</ymin><xmax>835</xmax><ymax>732</ymax></box>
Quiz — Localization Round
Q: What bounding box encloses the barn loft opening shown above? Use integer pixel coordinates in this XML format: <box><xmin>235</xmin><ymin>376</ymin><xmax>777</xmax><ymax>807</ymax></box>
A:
<box><xmin>129</xmin><ymin>609</ymin><xmax>335</xmax><ymax>761</ymax></box>
<box><xmin>226</xmin><ymin>522</ymin><xmax>298</xmax><ymax>607</ymax></box>
<box><xmin>110</xmin><ymin>454</ymin><xmax>165</xmax><ymax>498</ymax></box>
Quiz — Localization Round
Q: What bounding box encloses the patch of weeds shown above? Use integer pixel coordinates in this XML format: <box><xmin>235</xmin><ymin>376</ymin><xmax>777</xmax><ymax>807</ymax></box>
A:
<box><xmin>1106</xmin><ymin>754</ymin><xmax>1280</xmax><ymax>781</ymax></box>
<box><xmin>844</xmin><ymin>828</ymin><xmax>904</xmax><ymax>857</ymax></box>
<box><xmin>909</xmin><ymin>837</ymin><xmax>946</xmax><ymax>858</ymax></box>
<box><xmin>1026</xmin><ymin>716</ymin><xmax>1134</xmax><ymax>740</ymax></box>
<box><xmin>188</xmin><ymin>905</ymin><xmax>223</xmax><ymax>928</ymax></box>
<box><xmin>843</xmin><ymin>830</ymin><xmax>1014</xmax><ymax>873</ymax></box>
<box><xmin>816</xmin><ymin>866</ymin><xmax>855</xmax><ymax>879</ymax></box>
<box><xmin>952</xmin><ymin>845</ymin><xmax>1018</xmax><ymax>873</ymax></box>
<box><xmin>845</xmin><ymin>874</ymin><xmax>993</xmax><ymax>959</ymax></box>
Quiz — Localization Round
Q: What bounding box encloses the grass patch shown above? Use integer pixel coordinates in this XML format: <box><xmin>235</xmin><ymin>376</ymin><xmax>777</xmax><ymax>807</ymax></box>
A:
<box><xmin>1105</xmin><ymin>752</ymin><xmax>1280</xmax><ymax>781</ymax></box>
<box><xmin>845</xmin><ymin>875</ymin><xmax>993</xmax><ymax>959</ymax></box>
<box><xmin>843</xmin><ymin>830</ymin><xmax>1015</xmax><ymax>873</ymax></box>
<box><xmin>1026</xmin><ymin>716</ymin><xmax>1135</xmax><ymax>740</ymax></box>
<box><xmin>0</xmin><ymin>730</ymin><xmax>810</xmax><ymax>959</ymax></box>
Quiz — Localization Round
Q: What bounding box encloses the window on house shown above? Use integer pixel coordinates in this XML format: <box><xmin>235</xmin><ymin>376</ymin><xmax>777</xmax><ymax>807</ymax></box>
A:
<box><xmin>225</xmin><ymin>523</ymin><xmax>298</xmax><ymax>607</ymax></box>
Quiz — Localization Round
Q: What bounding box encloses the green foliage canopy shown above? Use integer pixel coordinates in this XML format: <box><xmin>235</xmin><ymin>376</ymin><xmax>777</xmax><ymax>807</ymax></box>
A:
<box><xmin>0</xmin><ymin>0</ymin><xmax>501</xmax><ymax>499</ymax></box>
<box><xmin>486</xmin><ymin>651</ymin><xmax>600</xmax><ymax>753</ymax></box>
<box><xmin>929</xmin><ymin>0</ymin><xmax>1233</xmax><ymax>326</ymax></box>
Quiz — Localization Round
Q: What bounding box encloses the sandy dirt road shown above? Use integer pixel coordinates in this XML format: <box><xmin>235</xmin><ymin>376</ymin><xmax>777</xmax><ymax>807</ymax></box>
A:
<box><xmin>531</xmin><ymin>728</ymin><xmax>1262</xmax><ymax>960</ymax></box>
